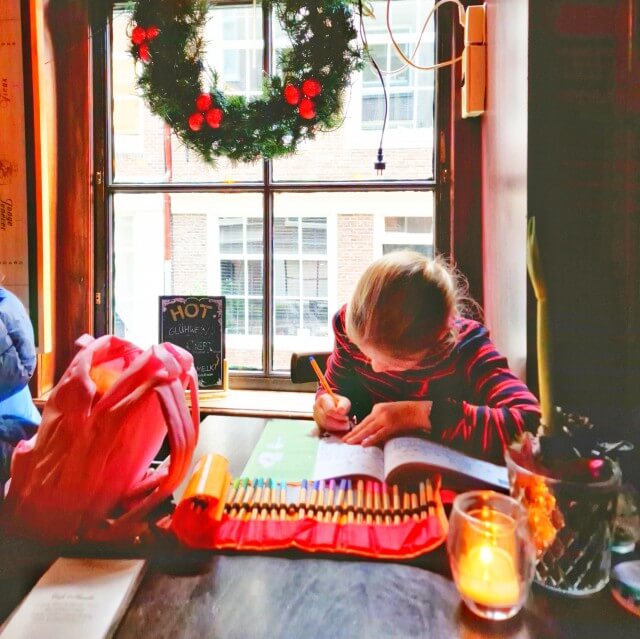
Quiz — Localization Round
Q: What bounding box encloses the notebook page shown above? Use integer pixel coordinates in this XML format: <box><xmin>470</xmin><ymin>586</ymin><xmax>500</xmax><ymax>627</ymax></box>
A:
<box><xmin>312</xmin><ymin>435</ymin><xmax>385</xmax><ymax>481</ymax></box>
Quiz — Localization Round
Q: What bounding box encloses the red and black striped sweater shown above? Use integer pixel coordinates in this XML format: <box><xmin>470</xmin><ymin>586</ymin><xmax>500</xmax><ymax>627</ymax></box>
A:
<box><xmin>322</xmin><ymin>305</ymin><xmax>541</xmax><ymax>464</ymax></box>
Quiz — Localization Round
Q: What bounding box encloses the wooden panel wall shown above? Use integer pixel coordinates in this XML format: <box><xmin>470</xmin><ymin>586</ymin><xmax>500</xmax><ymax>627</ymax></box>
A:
<box><xmin>528</xmin><ymin>0</ymin><xmax>640</xmax><ymax>446</ymax></box>
<box><xmin>44</xmin><ymin>0</ymin><xmax>93</xmax><ymax>379</ymax></box>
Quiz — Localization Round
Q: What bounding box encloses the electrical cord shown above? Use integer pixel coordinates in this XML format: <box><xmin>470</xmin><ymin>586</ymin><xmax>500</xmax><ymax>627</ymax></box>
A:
<box><xmin>385</xmin><ymin>0</ymin><xmax>465</xmax><ymax>72</ymax></box>
<box><xmin>358</xmin><ymin>0</ymin><xmax>388</xmax><ymax>174</ymax></box>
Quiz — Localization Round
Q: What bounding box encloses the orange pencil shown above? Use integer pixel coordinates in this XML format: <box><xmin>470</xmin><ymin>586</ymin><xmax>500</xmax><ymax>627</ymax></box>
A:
<box><xmin>392</xmin><ymin>484</ymin><xmax>401</xmax><ymax>524</ymax></box>
<box><xmin>382</xmin><ymin>484</ymin><xmax>391</xmax><ymax>525</ymax></box>
<box><xmin>309</xmin><ymin>356</ymin><xmax>339</xmax><ymax>407</ymax></box>
<box><xmin>365</xmin><ymin>481</ymin><xmax>373</xmax><ymax>525</ymax></box>
<box><xmin>426</xmin><ymin>479</ymin><xmax>435</xmax><ymax>518</ymax></box>
<box><xmin>402</xmin><ymin>491</ymin><xmax>411</xmax><ymax>522</ymax></box>
<box><xmin>419</xmin><ymin>481</ymin><xmax>428</xmax><ymax>520</ymax></box>
<box><xmin>356</xmin><ymin>479</ymin><xmax>364</xmax><ymax>524</ymax></box>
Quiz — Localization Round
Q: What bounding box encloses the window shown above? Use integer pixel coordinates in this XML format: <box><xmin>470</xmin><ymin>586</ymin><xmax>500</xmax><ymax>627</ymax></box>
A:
<box><xmin>97</xmin><ymin>1</ymin><xmax>451</xmax><ymax>388</ymax></box>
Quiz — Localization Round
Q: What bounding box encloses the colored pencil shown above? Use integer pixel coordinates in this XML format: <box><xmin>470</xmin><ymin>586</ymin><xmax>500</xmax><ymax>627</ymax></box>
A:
<box><xmin>419</xmin><ymin>481</ymin><xmax>428</xmax><ymax>520</ymax></box>
<box><xmin>237</xmin><ymin>478</ymin><xmax>257</xmax><ymax>519</ymax></box>
<box><xmin>279</xmin><ymin>481</ymin><xmax>288</xmax><ymax>520</ymax></box>
<box><xmin>347</xmin><ymin>480</ymin><xmax>355</xmax><ymax>524</ymax></box>
<box><xmin>229</xmin><ymin>477</ymin><xmax>248</xmax><ymax>517</ymax></box>
<box><xmin>373</xmin><ymin>482</ymin><xmax>382</xmax><ymax>525</ymax></box>
<box><xmin>309</xmin><ymin>356</ymin><xmax>339</xmax><ymax>407</ymax></box>
<box><xmin>402</xmin><ymin>491</ymin><xmax>411</xmax><ymax>522</ymax></box>
<box><xmin>260</xmin><ymin>478</ymin><xmax>272</xmax><ymax>520</ymax></box>
<box><xmin>249</xmin><ymin>478</ymin><xmax>264</xmax><ymax>520</ymax></box>
<box><xmin>365</xmin><ymin>481</ymin><xmax>373</xmax><ymax>524</ymax></box>
<box><xmin>382</xmin><ymin>484</ymin><xmax>392</xmax><ymax>525</ymax></box>
<box><xmin>356</xmin><ymin>479</ymin><xmax>364</xmax><ymax>524</ymax></box>
<box><xmin>426</xmin><ymin>479</ymin><xmax>435</xmax><ymax>518</ymax></box>
<box><xmin>410</xmin><ymin>492</ymin><xmax>419</xmax><ymax>521</ymax></box>
<box><xmin>298</xmin><ymin>479</ymin><xmax>308</xmax><ymax>519</ymax></box>
<box><xmin>392</xmin><ymin>484</ymin><xmax>401</xmax><ymax>524</ymax></box>
<box><xmin>332</xmin><ymin>479</ymin><xmax>347</xmax><ymax>523</ymax></box>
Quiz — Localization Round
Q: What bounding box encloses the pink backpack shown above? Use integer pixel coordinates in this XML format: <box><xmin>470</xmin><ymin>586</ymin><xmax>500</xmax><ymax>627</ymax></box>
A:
<box><xmin>4</xmin><ymin>334</ymin><xmax>200</xmax><ymax>542</ymax></box>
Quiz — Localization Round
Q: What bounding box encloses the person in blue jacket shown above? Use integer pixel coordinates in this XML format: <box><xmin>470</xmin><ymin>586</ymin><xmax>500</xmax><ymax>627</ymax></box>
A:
<box><xmin>0</xmin><ymin>283</ymin><xmax>40</xmax><ymax>487</ymax></box>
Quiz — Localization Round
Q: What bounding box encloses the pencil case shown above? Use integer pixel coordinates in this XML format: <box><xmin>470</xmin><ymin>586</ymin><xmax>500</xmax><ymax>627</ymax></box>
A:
<box><xmin>166</xmin><ymin>454</ymin><xmax>449</xmax><ymax>560</ymax></box>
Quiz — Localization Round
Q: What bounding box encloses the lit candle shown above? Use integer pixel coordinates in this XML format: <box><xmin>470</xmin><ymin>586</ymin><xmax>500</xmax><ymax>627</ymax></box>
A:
<box><xmin>457</xmin><ymin>543</ymin><xmax>520</xmax><ymax>607</ymax></box>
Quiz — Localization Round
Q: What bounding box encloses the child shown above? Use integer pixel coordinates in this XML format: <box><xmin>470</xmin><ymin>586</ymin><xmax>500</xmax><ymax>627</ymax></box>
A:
<box><xmin>0</xmin><ymin>283</ymin><xmax>40</xmax><ymax>485</ymax></box>
<box><xmin>313</xmin><ymin>251</ymin><xmax>541</xmax><ymax>464</ymax></box>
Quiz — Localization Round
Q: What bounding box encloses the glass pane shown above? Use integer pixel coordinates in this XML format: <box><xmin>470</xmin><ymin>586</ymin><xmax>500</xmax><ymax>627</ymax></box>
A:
<box><xmin>275</xmin><ymin>301</ymin><xmax>300</xmax><ymax>336</ymax></box>
<box><xmin>302</xmin><ymin>260</ymin><xmax>327</xmax><ymax>297</ymax></box>
<box><xmin>112</xmin><ymin>192</ymin><xmax>264</xmax><ymax>371</ymax></box>
<box><xmin>221</xmin><ymin>260</ymin><xmax>245</xmax><ymax>295</ymax></box>
<box><xmin>273</xmin><ymin>0</ymin><xmax>436</xmax><ymax>181</ymax></box>
<box><xmin>111</xmin><ymin>7</ymin><xmax>262</xmax><ymax>183</ymax></box>
<box><xmin>302</xmin><ymin>218</ymin><xmax>327</xmax><ymax>253</ymax></box>
<box><xmin>226</xmin><ymin>298</ymin><xmax>246</xmax><ymax>334</ymax></box>
<box><xmin>247</xmin><ymin>260</ymin><xmax>263</xmax><ymax>295</ymax></box>
<box><xmin>274</xmin><ymin>259</ymin><xmax>300</xmax><ymax>297</ymax></box>
<box><xmin>248</xmin><ymin>299</ymin><xmax>262</xmax><ymax>335</ymax></box>
<box><xmin>219</xmin><ymin>219</ymin><xmax>244</xmax><ymax>253</ymax></box>
<box><xmin>303</xmin><ymin>300</ymin><xmax>328</xmax><ymax>337</ymax></box>
<box><xmin>274</xmin><ymin>217</ymin><xmax>299</xmax><ymax>253</ymax></box>
<box><xmin>272</xmin><ymin>190</ymin><xmax>434</xmax><ymax>371</ymax></box>
<box><xmin>383</xmin><ymin>243</ymin><xmax>433</xmax><ymax>256</ymax></box>
<box><xmin>247</xmin><ymin>217</ymin><xmax>263</xmax><ymax>253</ymax></box>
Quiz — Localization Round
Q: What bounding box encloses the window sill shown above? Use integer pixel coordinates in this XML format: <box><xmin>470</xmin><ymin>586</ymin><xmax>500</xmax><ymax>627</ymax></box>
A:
<box><xmin>35</xmin><ymin>388</ymin><xmax>316</xmax><ymax>420</ymax></box>
<box><xmin>196</xmin><ymin>389</ymin><xmax>314</xmax><ymax>419</ymax></box>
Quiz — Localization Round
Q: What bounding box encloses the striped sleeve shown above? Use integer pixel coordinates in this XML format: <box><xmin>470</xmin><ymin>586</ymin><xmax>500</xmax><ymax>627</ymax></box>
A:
<box><xmin>320</xmin><ymin>307</ymin><xmax>373</xmax><ymax>419</ymax></box>
<box><xmin>430</xmin><ymin>324</ymin><xmax>541</xmax><ymax>463</ymax></box>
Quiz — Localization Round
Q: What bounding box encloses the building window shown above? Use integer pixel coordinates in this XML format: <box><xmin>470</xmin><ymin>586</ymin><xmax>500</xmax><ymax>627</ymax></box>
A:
<box><xmin>99</xmin><ymin>0</ymin><xmax>449</xmax><ymax>388</ymax></box>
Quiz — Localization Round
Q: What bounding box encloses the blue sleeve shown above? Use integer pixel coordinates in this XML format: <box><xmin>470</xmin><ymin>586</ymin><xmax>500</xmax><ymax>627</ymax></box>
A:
<box><xmin>0</xmin><ymin>317</ymin><xmax>33</xmax><ymax>401</ymax></box>
<box><xmin>0</xmin><ymin>414</ymin><xmax>39</xmax><ymax>483</ymax></box>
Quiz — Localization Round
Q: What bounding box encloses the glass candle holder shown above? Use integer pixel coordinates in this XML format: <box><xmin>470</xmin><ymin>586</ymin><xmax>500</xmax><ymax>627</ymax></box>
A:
<box><xmin>447</xmin><ymin>491</ymin><xmax>536</xmax><ymax>621</ymax></box>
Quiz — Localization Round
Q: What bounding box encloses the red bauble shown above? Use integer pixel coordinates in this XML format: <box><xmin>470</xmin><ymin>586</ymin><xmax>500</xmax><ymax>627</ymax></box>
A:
<box><xmin>138</xmin><ymin>43</ymin><xmax>151</xmax><ymax>63</ymax></box>
<box><xmin>283</xmin><ymin>84</ymin><xmax>301</xmax><ymax>105</ymax></box>
<box><xmin>298</xmin><ymin>98</ymin><xmax>316</xmax><ymax>120</ymax></box>
<box><xmin>195</xmin><ymin>93</ymin><xmax>213</xmax><ymax>112</ymax></box>
<box><xmin>301</xmin><ymin>78</ymin><xmax>321</xmax><ymax>98</ymax></box>
<box><xmin>145</xmin><ymin>25</ymin><xmax>160</xmax><ymax>40</ymax></box>
<box><xmin>188</xmin><ymin>112</ymin><xmax>205</xmax><ymax>131</ymax></box>
<box><xmin>131</xmin><ymin>26</ymin><xmax>146</xmax><ymax>45</ymax></box>
<box><xmin>205</xmin><ymin>108</ymin><xmax>223</xmax><ymax>128</ymax></box>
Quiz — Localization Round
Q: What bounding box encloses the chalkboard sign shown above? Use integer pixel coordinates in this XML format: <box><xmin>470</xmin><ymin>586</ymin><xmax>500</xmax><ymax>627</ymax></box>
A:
<box><xmin>159</xmin><ymin>295</ymin><xmax>225</xmax><ymax>390</ymax></box>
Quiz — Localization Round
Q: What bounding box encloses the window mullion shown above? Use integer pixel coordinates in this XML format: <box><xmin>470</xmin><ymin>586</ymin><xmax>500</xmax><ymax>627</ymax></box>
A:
<box><xmin>263</xmin><ymin>3</ymin><xmax>273</xmax><ymax>375</ymax></box>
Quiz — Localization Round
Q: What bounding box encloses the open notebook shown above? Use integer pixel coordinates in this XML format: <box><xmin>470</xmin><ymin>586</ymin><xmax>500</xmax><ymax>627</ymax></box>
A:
<box><xmin>241</xmin><ymin>419</ymin><xmax>508</xmax><ymax>491</ymax></box>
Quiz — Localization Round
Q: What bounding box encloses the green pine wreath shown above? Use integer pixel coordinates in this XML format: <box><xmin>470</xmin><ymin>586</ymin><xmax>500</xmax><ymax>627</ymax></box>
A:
<box><xmin>128</xmin><ymin>0</ymin><xmax>363</xmax><ymax>164</ymax></box>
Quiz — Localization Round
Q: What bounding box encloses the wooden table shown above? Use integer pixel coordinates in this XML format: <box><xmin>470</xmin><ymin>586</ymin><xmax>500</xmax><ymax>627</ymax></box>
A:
<box><xmin>1</xmin><ymin>416</ymin><xmax>638</xmax><ymax>638</ymax></box>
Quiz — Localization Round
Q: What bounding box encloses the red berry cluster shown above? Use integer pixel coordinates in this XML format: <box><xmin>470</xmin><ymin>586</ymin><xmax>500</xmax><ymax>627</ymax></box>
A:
<box><xmin>131</xmin><ymin>25</ymin><xmax>159</xmax><ymax>63</ymax></box>
<box><xmin>188</xmin><ymin>93</ymin><xmax>224</xmax><ymax>131</ymax></box>
<box><xmin>283</xmin><ymin>78</ymin><xmax>322</xmax><ymax>120</ymax></box>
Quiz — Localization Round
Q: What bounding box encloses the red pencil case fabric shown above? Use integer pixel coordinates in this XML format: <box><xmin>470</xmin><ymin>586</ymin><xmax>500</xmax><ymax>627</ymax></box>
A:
<box><xmin>166</xmin><ymin>454</ymin><xmax>449</xmax><ymax>559</ymax></box>
<box><xmin>190</xmin><ymin>512</ymin><xmax>448</xmax><ymax>559</ymax></box>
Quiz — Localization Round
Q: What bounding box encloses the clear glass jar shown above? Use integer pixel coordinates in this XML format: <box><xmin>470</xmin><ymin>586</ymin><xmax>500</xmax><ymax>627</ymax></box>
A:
<box><xmin>447</xmin><ymin>490</ymin><xmax>536</xmax><ymax>620</ymax></box>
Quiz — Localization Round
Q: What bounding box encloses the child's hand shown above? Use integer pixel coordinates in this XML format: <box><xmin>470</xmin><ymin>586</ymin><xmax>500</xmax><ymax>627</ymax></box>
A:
<box><xmin>313</xmin><ymin>393</ymin><xmax>352</xmax><ymax>433</ymax></box>
<box><xmin>341</xmin><ymin>400</ymin><xmax>432</xmax><ymax>447</ymax></box>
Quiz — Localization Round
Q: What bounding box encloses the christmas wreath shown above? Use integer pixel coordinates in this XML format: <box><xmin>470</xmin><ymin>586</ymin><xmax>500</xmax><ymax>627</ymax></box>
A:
<box><xmin>128</xmin><ymin>0</ymin><xmax>363</xmax><ymax>164</ymax></box>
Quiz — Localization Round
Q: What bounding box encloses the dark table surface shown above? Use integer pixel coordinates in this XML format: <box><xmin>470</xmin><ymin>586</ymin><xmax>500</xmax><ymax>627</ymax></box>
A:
<box><xmin>1</xmin><ymin>416</ymin><xmax>638</xmax><ymax>638</ymax></box>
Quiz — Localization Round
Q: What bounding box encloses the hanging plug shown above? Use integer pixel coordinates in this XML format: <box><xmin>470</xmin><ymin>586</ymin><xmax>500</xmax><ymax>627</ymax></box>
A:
<box><xmin>374</xmin><ymin>148</ymin><xmax>385</xmax><ymax>175</ymax></box>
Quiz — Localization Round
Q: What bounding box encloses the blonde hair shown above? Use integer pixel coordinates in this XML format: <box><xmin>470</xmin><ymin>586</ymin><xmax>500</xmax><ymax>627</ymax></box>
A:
<box><xmin>346</xmin><ymin>251</ymin><xmax>473</xmax><ymax>356</ymax></box>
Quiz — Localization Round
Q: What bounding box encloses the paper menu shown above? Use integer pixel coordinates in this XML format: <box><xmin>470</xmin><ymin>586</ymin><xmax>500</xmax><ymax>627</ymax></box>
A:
<box><xmin>0</xmin><ymin>557</ymin><xmax>146</xmax><ymax>639</ymax></box>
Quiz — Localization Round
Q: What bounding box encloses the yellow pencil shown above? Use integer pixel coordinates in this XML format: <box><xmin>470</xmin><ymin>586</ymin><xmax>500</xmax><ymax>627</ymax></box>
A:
<box><xmin>309</xmin><ymin>356</ymin><xmax>339</xmax><ymax>407</ymax></box>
